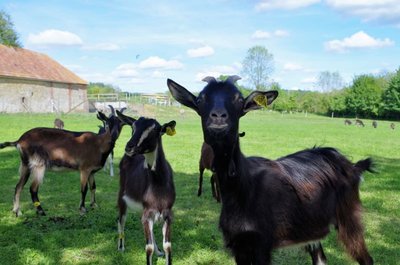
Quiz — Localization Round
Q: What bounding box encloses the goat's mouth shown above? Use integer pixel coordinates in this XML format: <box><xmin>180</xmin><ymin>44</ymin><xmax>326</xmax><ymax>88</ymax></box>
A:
<box><xmin>207</xmin><ymin>123</ymin><xmax>229</xmax><ymax>137</ymax></box>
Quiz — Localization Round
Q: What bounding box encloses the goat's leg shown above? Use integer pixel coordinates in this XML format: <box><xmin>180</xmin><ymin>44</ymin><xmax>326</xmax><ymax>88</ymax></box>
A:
<box><xmin>30</xmin><ymin>165</ymin><xmax>46</xmax><ymax>216</ymax></box>
<box><xmin>213</xmin><ymin>173</ymin><xmax>221</xmax><ymax>203</ymax></box>
<box><xmin>162</xmin><ymin>210</ymin><xmax>173</xmax><ymax>265</ymax></box>
<box><xmin>337</xmin><ymin>201</ymin><xmax>373</xmax><ymax>265</ymax></box>
<box><xmin>198</xmin><ymin>165</ymin><xmax>204</xmax><ymax>196</ymax></box>
<box><xmin>305</xmin><ymin>242</ymin><xmax>327</xmax><ymax>265</ymax></box>
<box><xmin>88</xmin><ymin>173</ymin><xmax>97</xmax><ymax>208</ymax></box>
<box><xmin>109</xmin><ymin>152</ymin><xmax>114</xmax><ymax>177</ymax></box>
<box><xmin>117</xmin><ymin>200</ymin><xmax>127</xmax><ymax>251</ymax></box>
<box><xmin>79</xmin><ymin>171</ymin><xmax>90</xmax><ymax>214</ymax></box>
<box><xmin>143</xmin><ymin>214</ymin><xmax>155</xmax><ymax>265</ymax></box>
<box><xmin>210</xmin><ymin>174</ymin><xmax>217</xmax><ymax>200</ymax></box>
<box><xmin>13</xmin><ymin>163</ymin><xmax>31</xmax><ymax>217</ymax></box>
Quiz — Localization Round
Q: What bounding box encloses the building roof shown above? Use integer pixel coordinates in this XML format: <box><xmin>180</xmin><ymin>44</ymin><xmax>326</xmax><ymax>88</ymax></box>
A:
<box><xmin>0</xmin><ymin>44</ymin><xmax>87</xmax><ymax>85</ymax></box>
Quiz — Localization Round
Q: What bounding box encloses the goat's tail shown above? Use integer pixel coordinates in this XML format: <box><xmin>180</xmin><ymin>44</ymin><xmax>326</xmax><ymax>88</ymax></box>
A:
<box><xmin>0</xmin><ymin>141</ymin><xmax>17</xmax><ymax>149</ymax></box>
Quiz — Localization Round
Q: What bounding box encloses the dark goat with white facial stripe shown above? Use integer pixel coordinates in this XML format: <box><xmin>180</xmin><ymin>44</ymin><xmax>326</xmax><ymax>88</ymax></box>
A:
<box><xmin>117</xmin><ymin>111</ymin><xmax>176</xmax><ymax>265</ymax></box>
<box><xmin>168</xmin><ymin>76</ymin><xmax>374</xmax><ymax>265</ymax></box>
<box><xmin>98</xmin><ymin>105</ymin><xmax>127</xmax><ymax>176</ymax></box>
<box><xmin>0</xmin><ymin>112</ymin><xmax>122</xmax><ymax>216</ymax></box>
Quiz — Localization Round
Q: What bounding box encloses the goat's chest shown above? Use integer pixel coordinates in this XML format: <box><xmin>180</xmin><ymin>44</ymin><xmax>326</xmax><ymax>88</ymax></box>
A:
<box><xmin>219</xmin><ymin>205</ymin><xmax>257</xmax><ymax>235</ymax></box>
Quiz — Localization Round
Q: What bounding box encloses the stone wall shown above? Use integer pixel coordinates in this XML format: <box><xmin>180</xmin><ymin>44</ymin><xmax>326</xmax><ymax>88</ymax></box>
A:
<box><xmin>0</xmin><ymin>77</ymin><xmax>88</xmax><ymax>113</ymax></box>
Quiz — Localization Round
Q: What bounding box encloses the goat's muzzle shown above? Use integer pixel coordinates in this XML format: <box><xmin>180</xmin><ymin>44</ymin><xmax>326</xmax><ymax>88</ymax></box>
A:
<box><xmin>125</xmin><ymin>146</ymin><xmax>139</xmax><ymax>157</ymax></box>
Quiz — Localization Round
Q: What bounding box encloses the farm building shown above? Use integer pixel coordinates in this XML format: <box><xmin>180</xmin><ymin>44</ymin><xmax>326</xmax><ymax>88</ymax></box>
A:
<box><xmin>0</xmin><ymin>44</ymin><xmax>88</xmax><ymax>113</ymax></box>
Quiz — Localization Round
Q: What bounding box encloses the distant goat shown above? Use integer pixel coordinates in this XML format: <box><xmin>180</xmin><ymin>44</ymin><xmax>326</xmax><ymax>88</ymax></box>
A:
<box><xmin>98</xmin><ymin>105</ymin><xmax>128</xmax><ymax>176</ymax></box>
<box><xmin>117</xmin><ymin>111</ymin><xmax>176</xmax><ymax>265</ymax></box>
<box><xmin>198</xmin><ymin>131</ymin><xmax>245</xmax><ymax>202</ymax></box>
<box><xmin>53</xmin><ymin>118</ymin><xmax>64</xmax><ymax>129</ymax></box>
<box><xmin>355</xmin><ymin>119</ymin><xmax>365</xmax><ymax>127</ymax></box>
<box><xmin>390</xmin><ymin>123</ymin><xmax>395</xmax><ymax>130</ymax></box>
<box><xmin>344</xmin><ymin>119</ymin><xmax>352</xmax><ymax>125</ymax></box>
<box><xmin>372</xmin><ymin>121</ymin><xmax>377</xmax><ymax>128</ymax></box>
<box><xmin>168</xmin><ymin>76</ymin><xmax>374</xmax><ymax>265</ymax></box>
<box><xmin>0</xmin><ymin>112</ymin><xmax>122</xmax><ymax>216</ymax></box>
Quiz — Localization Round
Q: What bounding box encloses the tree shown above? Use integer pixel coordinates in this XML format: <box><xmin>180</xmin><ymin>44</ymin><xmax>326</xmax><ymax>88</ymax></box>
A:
<box><xmin>382</xmin><ymin>69</ymin><xmax>400</xmax><ymax>119</ymax></box>
<box><xmin>0</xmin><ymin>10</ymin><xmax>22</xmax><ymax>47</ymax></box>
<box><xmin>241</xmin><ymin>46</ymin><xmax>274</xmax><ymax>90</ymax></box>
<box><xmin>345</xmin><ymin>75</ymin><xmax>383</xmax><ymax>118</ymax></box>
<box><xmin>316</xmin><ymin>71</ymin><xmax>344</xmax><ymax>92</ymax></box>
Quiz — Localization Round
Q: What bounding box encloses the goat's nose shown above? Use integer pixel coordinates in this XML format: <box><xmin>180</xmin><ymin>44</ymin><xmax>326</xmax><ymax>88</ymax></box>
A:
<box><xmin>210</xmin><ymin>109</ymin><xmax>228</xmax><ymax>121</ymax></box>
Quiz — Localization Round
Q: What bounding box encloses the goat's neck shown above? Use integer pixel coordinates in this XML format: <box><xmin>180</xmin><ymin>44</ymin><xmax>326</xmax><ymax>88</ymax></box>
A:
<box><xmin>143</xmin><ymin>138</ymin><xmax>166</xmax><ymax>173</ymax></box>
<box><xmin>211</xmin><ymin>138</ymin><xmax>249</xmax><ymax>198</ymax></box>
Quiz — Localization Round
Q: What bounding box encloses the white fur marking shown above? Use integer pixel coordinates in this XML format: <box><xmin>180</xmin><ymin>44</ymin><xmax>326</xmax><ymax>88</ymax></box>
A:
<box><xmin>143</xmin><ymin>147</ymin><xmax>158</xmax><ymax>171</ymax></box>
<box><xmin>145</xmin><ymin>244</ymin><xmax>154</xmax><ymax>253</ymax></box>
<box><xmin>138</xmin><ymin>124</ymin><xmax>155</xmax><ymax>147</ymax></box>
<box><xmin>122</xmin><ymin>195</ymin><xmax>142</xmax><ymax>211</ymax></box>
<box><xmin>316</xmin><ymin>256</ymin><xmax>326</xmax><ymax>265</ymax></box>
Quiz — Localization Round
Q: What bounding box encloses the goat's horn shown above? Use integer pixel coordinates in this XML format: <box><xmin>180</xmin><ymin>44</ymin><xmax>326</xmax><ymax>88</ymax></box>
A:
<box><xmin>120</xmin><ymin>107</ymin><xmax>127</xmax><ymax>113</ymax></box>
<box><xmin>226</xmin><ymin>75</ymin><xmax>241</xmax><ymax>84</ymax></box>
<box><xmin>202</xmin><ymin>76</ymin><xmax>217</xmax><ymax>83</ymax></box>
<box><xmin>108</xmin><ymin>105</ymin><xmax>116</xmax><ymax>116</ymax></box>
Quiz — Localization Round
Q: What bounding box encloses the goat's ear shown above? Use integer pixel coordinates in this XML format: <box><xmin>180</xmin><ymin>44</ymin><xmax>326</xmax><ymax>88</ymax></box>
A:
<box><xmin>97</xmin><ymin>111</ymin><xmax>108</xmax><ymax>122</ymax></box>
<box><xmin>161</xmin><ymin>120</ymin><xmax>176</xmax><ymax>136</ymax></box>
<box><xmin>242</xmin><ymin>90</ymin><xmax>278</xmax><ymax>115</ymax></box>
<box><xmin>116</xmin><ymin>110</ymin><xmax>136</xmax><ymax>126</ymax></box>
<box><xmin>167</xmin><ymin>79</ymin><xmax>198</xmax><ymax>112</ymax></box>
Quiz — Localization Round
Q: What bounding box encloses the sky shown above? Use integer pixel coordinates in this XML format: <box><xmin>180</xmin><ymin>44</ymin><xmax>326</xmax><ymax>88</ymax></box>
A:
<box><xmin>2</xmin><ymin>0</ymin><xmax>400</xmax><ymax>93</ymax></box>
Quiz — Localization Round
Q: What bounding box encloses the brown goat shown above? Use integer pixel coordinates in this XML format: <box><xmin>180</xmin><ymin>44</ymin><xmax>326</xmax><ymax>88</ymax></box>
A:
<box><xmin>0</xmin><ymin>112</ymin><xmax>123</xmax><ymax>216</ymax></box>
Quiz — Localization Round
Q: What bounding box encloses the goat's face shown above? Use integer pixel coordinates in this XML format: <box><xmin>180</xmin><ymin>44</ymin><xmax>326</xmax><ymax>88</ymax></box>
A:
<box><xmin>118</xmin><ymin>113</ymin><xmax>176</xmax><ymax>157</ymax></box>
<box><xmin>167</xmin><ymin>77</ymin><xmax>278</xmax><ymax>146</ymax></box>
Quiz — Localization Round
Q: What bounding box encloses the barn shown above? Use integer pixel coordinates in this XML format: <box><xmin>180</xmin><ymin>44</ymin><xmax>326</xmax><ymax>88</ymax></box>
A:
<box><xmin>0</xmin><ymin>44</ymin><xmax>88</xmax><ymax>113</ymax></box>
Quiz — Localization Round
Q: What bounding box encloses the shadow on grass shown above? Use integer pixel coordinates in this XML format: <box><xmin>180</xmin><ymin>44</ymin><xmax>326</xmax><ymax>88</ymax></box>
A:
<box><xmin>0</xmin><ymin>155</ymin><xmax>399</xmax><ymax>264</ymax></box>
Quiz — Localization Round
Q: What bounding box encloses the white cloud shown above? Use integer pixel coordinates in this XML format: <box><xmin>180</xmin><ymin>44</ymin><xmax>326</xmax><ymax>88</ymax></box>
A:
<box><xmin>82</xmin><ymin>43</ymin><xmax>120</xmax><ymax>51</ymax></box>
<box><xmin>112</xmin><ymin>63</ymin><xmax>139</xmax><ymax>78</ymax></box>
<box><xmin>252</xmin><ymin>30</ymin><xmax>271</xmax><ymax>39</ymax></box>
<box><xmin>283</xmin><ymin>63</ymin><xmax>303</xmax><ymax>71</ymax></box>
<box><xmin>325</xmin><ymin>31</ymin><xmax>394</xmax><ymax>52</ymax></box>
<box><xmin>187</xmin><ymin>46</ymin><xmax>215</xmax><ymax>58</ymax></box>
<box><xmin>274</xmin><ymin>29</ymin><xmax>289</xmax><ymax>37</ymax></box>
<box><xmin>251</xmin><ymin>29</ymin><xmax>289</xmax><ymax>39</ymax></box>
<box><xmin>256</xmin><ymin>0</ymin><xmax>320</xmax><ymax>11</ymax></box>
<box><xmin>27</xmin><ymin>29</ymin><xmax>82</xmax><ymax>46</ymax></box>
<box><xmin>151</xmin><ymin>71</ymin><xmax>167</xmax><ymax>78</ymax></box>
<box><xmin>139</xmin><ymin>56</ymin><xmax>183</xmax><ymax>69</ymax></box>
<box><xmin>326</xmin><ymin>0</ymin><xmax>400</xmax><ymax>24</ymax></box>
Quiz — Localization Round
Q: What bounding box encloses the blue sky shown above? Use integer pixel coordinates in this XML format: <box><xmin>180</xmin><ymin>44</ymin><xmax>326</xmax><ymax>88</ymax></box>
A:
<box><xmin>2</xmin><ymin>0</ymin><xmax>400</xmax><ymax>93</ymax></box>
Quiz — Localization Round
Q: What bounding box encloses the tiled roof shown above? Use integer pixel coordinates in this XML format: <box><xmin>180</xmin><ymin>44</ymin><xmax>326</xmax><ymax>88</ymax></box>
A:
<box><xmin>0</xmin><ymin>44</ymin><xmax>87</xmax><ymax>85</ymax></box>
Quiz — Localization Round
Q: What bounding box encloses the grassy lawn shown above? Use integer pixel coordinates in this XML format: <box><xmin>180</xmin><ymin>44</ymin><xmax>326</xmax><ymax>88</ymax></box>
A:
<box><xmin>0</xmin><ymin>108</ymin><xmax>399</xmax><ymax>265</ymax></box>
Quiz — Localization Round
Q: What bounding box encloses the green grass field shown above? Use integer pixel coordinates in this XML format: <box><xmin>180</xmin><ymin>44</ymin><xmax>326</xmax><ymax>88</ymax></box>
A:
<box><xmin>0</xmin><ymin>108</ymin><xmax>399</xmax><ymax>265</ymax></box>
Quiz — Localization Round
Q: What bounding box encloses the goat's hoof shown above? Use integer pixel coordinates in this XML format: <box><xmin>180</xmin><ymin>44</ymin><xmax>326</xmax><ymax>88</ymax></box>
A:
<box><xmin>118</xmin><ymin>246</ymin><xmax>125</xmax><ymax>252</ymax></box>
<box><xmin>37</xmin><ymin>210</ymin><xmax>46</xmax><ymax>216</ymax></box>
<box><xmin>90</xmin><ymin>203</ymin><xmax>98</xmax><ymax>209</ymax></box>
<box><xmin>13</xmin><ymin>209</ymin><xmax>22</xmax><ymax>217</ymax></box>
<box><xmin>79</xmin><ymin>207</ymin><xmax>87</xmax><ymax>215</ymax></box>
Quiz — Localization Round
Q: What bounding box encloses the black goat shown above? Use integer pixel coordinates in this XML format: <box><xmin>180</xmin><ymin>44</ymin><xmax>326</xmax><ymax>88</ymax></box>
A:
<box><xmin>0</xmin><ymin>112</ymin><xmax>122</xmax><ymax>216</ymax></box>
<box><xmin>54</xmin><ymin>118</ymin><xmax>64</xmax><ymax>129</ymax></box>
<box><xmin>167</xmin><ymin>76</ymin><xmax>374</xmax><ymax>265</ymax></box>
<box><xmin>344</xmin><ymin>119</ymin><xmax>352</xmax><ymax>125</ymax></box>
<box><xmin>198</xmin><ymin>132</ymin><xmax>245</xmax><ymax>203</ymax></box>
<box><xmin>372</xmin><ymin>121</ymin><xmax>377</xmax><ymax>128</ymax></box>
<box><xmin>98</xmin><ymin>105</ymin><xmax>127</xmax><ymax>176</ymax></box>
<box><xmin>390</xmin><ymin>123</ymin><xmax>395</xmax><ymax>130</ymax></box>
<box><xmin>116</xmin><ymin>111</ymin><xmax>176</xmax><ymax>265</ymax></box>
<box><xmin>355</xmin><ymin>119</ymin><xmax>365</xmax><ymax>127</ymax></box>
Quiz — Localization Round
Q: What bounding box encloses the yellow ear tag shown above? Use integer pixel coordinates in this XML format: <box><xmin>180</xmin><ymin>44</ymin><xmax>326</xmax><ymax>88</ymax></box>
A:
<box><xmin>253</xmin><ymin>94</ymin><xmax>268</xmax><ymax>108</ymax></box>
<box><xmin>166</xmin><ymin>127</ymin><xmax>176</xmax><ymax>136</ymax></box>
<box><xmin>33</xmin><ymin>201</ymin><xmax>41</xmax><ymax>207</ymax></box>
